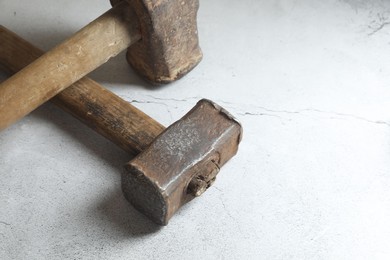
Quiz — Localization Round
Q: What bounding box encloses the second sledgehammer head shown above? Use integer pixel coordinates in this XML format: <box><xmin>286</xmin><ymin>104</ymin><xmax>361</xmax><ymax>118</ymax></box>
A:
<box><xmin>110</xmin><ymin>0</ymin><xmax>203</xmax><ymax>84</ymax></box>
<box><xmin>122</xmin><ymin>99</ymin><xmax>242</xmax><ymax>225</ymax></box>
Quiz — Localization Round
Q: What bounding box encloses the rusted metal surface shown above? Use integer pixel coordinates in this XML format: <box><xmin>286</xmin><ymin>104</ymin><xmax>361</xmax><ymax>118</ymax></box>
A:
<box><xmin>111</xmin><ymin>0</ymin><xmax>203</xmax><ymax>84</ymax></box>
<box><xmin>122</xmin><ymin>99</ymin><xmax>242</xmax><ymax>225</ymax></box>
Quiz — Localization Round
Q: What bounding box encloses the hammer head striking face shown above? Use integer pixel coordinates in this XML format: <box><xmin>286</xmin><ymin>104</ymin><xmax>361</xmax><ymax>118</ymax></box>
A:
<box><xmin>122</xmin><ymin>100</ymin><xmax>242</xmax><ymax>225</ymax></box>
<box><xmin>111</xmin><ymin>0</ymin><xmax>203</xmax><ymax>84</ymax></box>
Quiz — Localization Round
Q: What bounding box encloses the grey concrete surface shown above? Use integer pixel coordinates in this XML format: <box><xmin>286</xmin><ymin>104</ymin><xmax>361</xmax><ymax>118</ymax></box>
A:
<box><xmin>1</xmin><ymin>0</ymin><xmax>390</xmax><ymax>259</ymax></box>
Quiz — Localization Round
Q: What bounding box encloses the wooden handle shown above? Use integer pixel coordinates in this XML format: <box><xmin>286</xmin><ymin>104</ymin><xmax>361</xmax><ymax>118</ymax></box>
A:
<box><xmin>0</xmin><ymin>25</ymin><xmax>164</xmax><ymax>155</ymax></box>
<box><xmin>0</xmin><ymin>1</ymin><xmax>141</xmax><ymax>131</ymax></box>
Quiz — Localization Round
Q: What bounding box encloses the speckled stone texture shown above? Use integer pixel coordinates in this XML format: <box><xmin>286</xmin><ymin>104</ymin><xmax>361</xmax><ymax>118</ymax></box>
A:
<box><xmin>1</xmin><ymin>0</ymin><xmax>390</xmax><ymax>259</ymax></box>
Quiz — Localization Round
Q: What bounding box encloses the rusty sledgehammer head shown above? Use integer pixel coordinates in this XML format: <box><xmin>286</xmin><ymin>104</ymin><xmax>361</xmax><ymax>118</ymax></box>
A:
<box><xmin>122</xmin><ymin>100</ymin><xmax>242</xmax><ymax>225</ymax></box>
<box><xmin>0</xmin><ymin>0</ymin><xmax>203</xmax><ymax>130</ymax></box>
<box><xmin>110</xmin><ymin>0</ymin><xmax>203</xmax><ymax>84</ymax></box>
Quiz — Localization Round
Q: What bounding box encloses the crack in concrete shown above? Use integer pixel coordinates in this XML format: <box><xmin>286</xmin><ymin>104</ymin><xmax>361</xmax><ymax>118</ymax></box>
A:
<box><xmin>240</xmin><ymin>107</ymin><xmax>390</xmax><ymax>127</ymax></box>
<box><xmin>299</xmin><ymin>108</ymin><xmax>390</xmax><ymax>127</ymax></box>
<box><xmin>220</xmin><ymin>200</ymin><xmax>236</xmax><ymax>222</ymax></box>
<box><xmin>211</xmin><ymin>186</ymin><xmax>223</xmax><ymax>192</ymax></box>
<box><xmin>129</xmin><ymin>99</ymin><xmax>168</xmax><ymax>107</ymax></box>
<box><xmin>126</xmin><ymin>95</ymin><xmax>390</xmax><ymax>128</ymax></box>
<box><xmin>128</xmin><ymin>99</ymin><xmax>174</xmax><ymax>121</ymax></box>
<box><xmin>211</xmin><ymin>187</ymin><xmax>237</xmax><ymax>222</ymax></box>
<box><xmin>367</xmin><ymin>13</ymin><xmax>390</xmax><ymax>36</ymax></box>
<box><xmin>145</xmin><ymin>95</ymin><xmax>201</xmax><ymax>103</ymax></box>
<box><xmin>0</xmin><ymin>221</ymin><xmax>10</xmax><ymax>226</ymax></box>
<box><xmin>368</xmin><ymin>21</ymin><xmax>390</xmax><ymax>36</ymax></box>
<box><xmin>238</xmin><ymin>112</ymin><xmax>282</xmax><ymax>119</ymax></box>
<box><xmin>217</xmin><ymin>193</ymin><xmax>247</xmax><ymax>238</ymax></box>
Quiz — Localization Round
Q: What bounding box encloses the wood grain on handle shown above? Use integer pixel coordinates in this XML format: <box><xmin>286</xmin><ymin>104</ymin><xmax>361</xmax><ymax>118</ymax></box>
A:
<box><xmin>0</xmin><ymin>25</ymin><xmax>164</xmax><ymax>155</ymax></box>
<box><xmin>0</xmin><ymin>1</ymin><xmax>141</xmax><ymax>130</ymax></box>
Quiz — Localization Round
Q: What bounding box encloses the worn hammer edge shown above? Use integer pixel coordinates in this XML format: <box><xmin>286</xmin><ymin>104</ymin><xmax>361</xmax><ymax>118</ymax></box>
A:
<box><xmin>0</xmin><ymin>25</ymin><xmax>163</xmax><ymax>155</ymax></box>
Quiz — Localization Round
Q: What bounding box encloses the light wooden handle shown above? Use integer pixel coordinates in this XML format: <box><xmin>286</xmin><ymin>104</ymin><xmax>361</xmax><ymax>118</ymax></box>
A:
<box><xmin>0</xmin><ymin>25</ymin><xmax>164</xmax><ymax>155</ymax></box>
<box><xmin>0</xmin><ymin>1</ymin><xmax>141</xmax><ymax>131</ymax></box>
